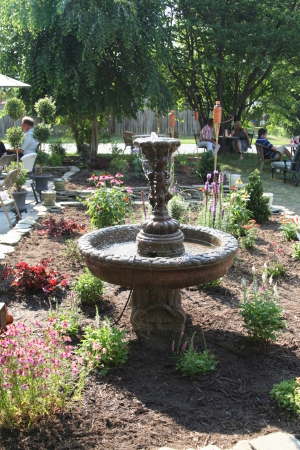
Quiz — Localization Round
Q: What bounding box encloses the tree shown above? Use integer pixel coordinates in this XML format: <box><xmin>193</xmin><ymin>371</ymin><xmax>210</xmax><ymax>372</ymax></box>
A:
<box><xmin>0</xmin><ymin>0</ymin><xmax>172</xmax><ymax>157</ymax></box>
<box><xmin>164</xmin><ymin>0</ymin><xmax>300</xmax><ymax>128</ymax></box>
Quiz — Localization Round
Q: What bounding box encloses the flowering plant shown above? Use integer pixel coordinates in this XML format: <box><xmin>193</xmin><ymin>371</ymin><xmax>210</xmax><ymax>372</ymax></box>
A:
<box><xmin>239</xmin><ymin>220</ymin><xmax>260</xmax><ymax>249</ymax></box>
<box><xmin>239</xmin><ymin>265</ymin><xmax>287</xmax><ymax>342</ymax></box>
<box><xmin>0</xmin><ymin>322</ymin><xmax>85</xmax><ymax>427</ymax></box>
<box><xmin>0</xmin><ymin>259</ymin><xmax>68</xmax><ymax>294</ymax></box>
<box><xmin>279</xmin><ymin>213</ymin><xmax>299</xmax><ymax>241</ymax></box>
<box><xmin>171</xmin><ymin>331</ymin><xmax>215</xmax><ymax>377</ymax></box>
<box><xmin>292</xmin><ymin>240</ymin><xmax>300</xmax><ymax>260</ymax></box>
<box><xmin>78</xmin><ymin>315</ymin><xmax>129</xmax><ymax>374</ymax></box>
<box><xmin>49</xmin><ymin>293</ymin><xmax>80</xmax><ymax>337</ymax></box>
<box><xmin>84</xmin><ymin>173</ymin><xmax>133</xmax><ymax>229</ymax></box>
<box><xmin>265</xmin><ymin>242</ymin><xmax>288</xmax><ymax>278</ymax></box>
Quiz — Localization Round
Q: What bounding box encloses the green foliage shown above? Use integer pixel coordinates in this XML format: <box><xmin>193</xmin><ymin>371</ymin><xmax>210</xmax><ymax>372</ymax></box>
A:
<box><xmin>34</xmin><ymin>96</ymin><xmax>56</xmax><ymax>123</ymax></box>
<box><xmin>35</xmin><ymin>150</ymin><xmax>50</xmax><ymax>168</ymax></box>
<box><xmin>64</xmin><ymin>239</ymin><xmax>84</xmax><ymax>264</ymax></box>
<box><xmin>292</xmin><ymin>241</ymin><xmax>300</xmax><ymax>260</ymax></box>
<box><xmin>239</xmin><ymin>221</ymin><xmax>259</xmax><ymax>249</ymax></box>
<box><xmin>239</xmin><ymin>266</ymin><xmax>287</xmax><ymax>342</ymax></box>
<box><xmin>3</xmin><ymin>97</ymin><xmax>25</xmax><ymax>121</ymax></box>
<box><xmin>49</xmin><ymin>296</ymin><xmax>80</xmax><ymax>337</ymax></box>
<box><xmin>172</xmin><ymin>331</ymin><xmax>215</xmax><ymax>377</ymax></box>
<box><xmin>109</xmin><ymin>158</ymin><xmax>129</xmax><ymax>177</ymax></box>
<box><xmin>266</xmin><ymin>243</ymin><xmax>288</xmax><ymax>279</ymax></box>
<box><xmin>73</xmin><ymin>269</ymin><xmax>105</xmax><ymax>305</ymax></box>
<box><xmin>266</xmin><ymin>261</ymin><xmax>287</xmax><ymax>279</ymax></box>
<box><xmin>5</xmin><ymin>126</ymin><xmax>25</xmax><ymax>149</ymax></box>
<box><xmin>78</xmin><ymin>316</ymin><xmax>129</xmax><ymax>374</ymax></box>
<box><xmin>6</xmin><ymin>161</ymin><xmax>29</xmax><ymax>191</ymax></box>
<box><xmin>32</xmin><ymin>124</ymin><xmax>52</xmax><ymax>143</ymax></box>
<box><xmin>245</xmin><ymin>170</ymin><xmax>271</xmax><ymax>222</ymax></box>
<box><xmin>279</xmin><ymin>215</ymin><xmax>299</xmax><ymax>241</ymax></box>
<box><xmin>270</xmin><ymin>378</ymin><xmax>300</xmax><ymax>417</ymax></box>
<box><xmin>225</xmin><ymin>189</ymin><xmax>253</xmax><ymax>237</ymax></box>
<box><xmin>111</xmin><ymin>144</ymin><xmax>124</xmax><ymax>157</ymax></box>
<box><xmin>132</xmin><ymin>156</ymin><xmax>146</xmax><ymax>179</ymax></box>
<box><xmin>167</xmin><ymin>194</ymin><xmax>188</xmax><ymax>222</ymax></box>
<box><xmin>200</xmin><ymin>278</ymin><xmax>222</xmax><ymax>289</ymax></box>
<box><xmin>84</xmin><ymin>183</ymin><xmax>132</xmax><ymax>229</ymax></box>
<box><xmin>50</xmin><ymin>141</ymin><xmax>66</xmax><ymax>159</ymax></box>
<box><xmin>196</xmin><ymin>152</ymin><xmax>220</xmax><ymax>183</ymax></box>
<box><xmin>48</xmin><ymin>152</ymin><xmax>63</xmax><ymax>166</ymax></box>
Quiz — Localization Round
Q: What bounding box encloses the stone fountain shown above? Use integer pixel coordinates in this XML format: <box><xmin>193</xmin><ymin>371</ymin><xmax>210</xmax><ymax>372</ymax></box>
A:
<box><xmin>79</xmin><ymin>136</ymin><xmax>238</xmax><ymax>332</ymax></box>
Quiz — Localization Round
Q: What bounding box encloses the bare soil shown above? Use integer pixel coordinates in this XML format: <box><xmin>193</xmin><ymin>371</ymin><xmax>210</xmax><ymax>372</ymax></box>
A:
<box><xmin>0</xmin><ymin>159</ymin><xmax>300</xmax><ymax>450</ymax></box>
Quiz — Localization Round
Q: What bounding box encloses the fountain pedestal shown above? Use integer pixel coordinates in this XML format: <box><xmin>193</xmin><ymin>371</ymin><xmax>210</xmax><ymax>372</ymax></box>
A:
<box><xmin>131</xmin><ymin>288</ymin><xmax>186</xmax><ymax>331</ymax></box>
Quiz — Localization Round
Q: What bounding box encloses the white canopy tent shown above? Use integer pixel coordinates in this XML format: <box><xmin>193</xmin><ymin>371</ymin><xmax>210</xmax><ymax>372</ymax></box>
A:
<box><xmin>0</xmin><ymin>74</ymin><xmax>31</xmax><ymax>88</ymax></box>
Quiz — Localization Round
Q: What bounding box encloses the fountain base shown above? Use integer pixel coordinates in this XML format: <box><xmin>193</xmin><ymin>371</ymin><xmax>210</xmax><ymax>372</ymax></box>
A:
<box><xmin>130</xmin><ymin>288</ymin><xmax>186</xmax><ymax>331</ymax></box>
<box><xmin>137</xmin><ymin>229</ymin><xmax>185</xmax><ymax>257</ymax></box>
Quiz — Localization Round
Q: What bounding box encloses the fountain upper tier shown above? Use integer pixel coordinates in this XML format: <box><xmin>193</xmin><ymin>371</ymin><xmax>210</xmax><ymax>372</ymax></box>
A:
<box><xmin>134</xmin><ymin>136</ymin><xmax>183</xmax><ymax>257</ymax></box>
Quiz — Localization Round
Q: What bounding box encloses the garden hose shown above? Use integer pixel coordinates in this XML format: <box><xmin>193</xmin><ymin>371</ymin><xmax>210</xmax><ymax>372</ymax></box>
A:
<box><xmin>113</xmin><ymin>255</ymin><xmax>136</xmax><ymax>325</ymax></box>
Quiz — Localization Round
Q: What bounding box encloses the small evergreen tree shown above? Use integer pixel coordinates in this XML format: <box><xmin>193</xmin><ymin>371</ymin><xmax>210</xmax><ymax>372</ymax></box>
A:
<box><xmin>245</xmin><ymin>169</ymin><xmax>271</xmax><ymax>222</ymax></box>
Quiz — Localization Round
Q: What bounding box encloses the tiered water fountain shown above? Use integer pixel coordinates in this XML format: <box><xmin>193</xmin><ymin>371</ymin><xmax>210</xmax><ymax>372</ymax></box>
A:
<box><xmin>79</xmin><ymin>136</ymin><xmax>238</xmax><ymax>332</ymax></box>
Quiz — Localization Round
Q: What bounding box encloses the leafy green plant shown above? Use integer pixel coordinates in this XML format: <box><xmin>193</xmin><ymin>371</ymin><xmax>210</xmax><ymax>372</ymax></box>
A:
<box><xmin>196</xmin><ymin>151</ymin><xmax>220</xmax><ymax>183</ymax></box>
<box><xmin>48</xmin><ymin>152</ymin><xmax>63</xmax><ymax>166</ymax></box>
<box><xmin>270</xmin><ymin>378</ymin><xmax>300</xmax><ymax>417</ymax></box>
<box><xmin>239</xmin><ymin>220</ymin><xmax>259</xmax><ymax>249</ymax></box>
<box><xmin>35</xmin><ymin>149</ymin><xmax>50</xmax><ymax>172</ymax></box>
<box><xmin>245</xmin><ymin>169</ymin><xmax>271</xmax><ymax>222</ymax></box>
<box><xmin>239</xmin><ymin>265</ymin><xmax>287</xmax><ymax>342</ymax></box>
<box><xmin>50</xmin><ymin>141</ymin><xmax>66</xmax><ymax>159</ymax></box>
<box><xmin>279</xmin><ymin>214</ymin><xmax>299</xmax><ymax>241</ymax></box>
<box><xmin>266</xmin><ymin>242</ymin><xmax>288</xmax><ymax>278</ymax></box>
<box><xmin>84</xmin><ymin>174</ymin><xmax>133</xmax><ymax>229</ymax></box>
<box><xmin>167</xmin><ymin>194</ymin><xmax>188</xmax><ymax>222</ymax></box>
<box><xmin>49</xmin><ymin>294</ymin><xmax>80</xmax><ymax>336</ymax></box>
<box><xmin>33</xmin><ymin>123</ymin><xmax>52</xmax><ymax>143</ymax></box>
<box><xmin>78</xmin><ymin>315</ymin><xmax>129</xmax><ymax>373</ymax></box>
<box><xmin>6</xmin><ymin>161</ymin><xmax>29</xmax><ymax>191</ymax></box>
<box><xmin>200</xmin><ymin>278</ymin><xmax>222</xmax><ymax>289</ymax></box>
<box><xmin>64</xmin><ymin>239</ymin><xmax>84</xmax><ymax>264</ymax></box>
<box><xmin>172</xmin><ymin>331</ymin><xmax>215</xmax><ymax>377</ymax></box>
<box><xmin>292</xmin><ymin>241</ymin><xmax>300</xmax><ymax>260</ymax></box>
<box><xmin>133</xmin><ymin>156</ymin><xmax>146</xmax><ymax>179</ymax></box>
<box><xmin>73</xmin><ymin>268</ymin><xmax>105</xmax><ymax>305</ymax></box>
<box><xmin>3</xmin><ymin>97</ymin><xmax>25</xmax><ymax>125</ymax></box>
<box><xmin>5</xmin><ymin>126</ymin><xmax>25</xmax><ymax>149</ymax></box>
<box><xmin>0</xmin><ymin>321</ymin><xmax>85</xmax><ymax>427</ymax></box>
<box><xmin>111</xmin><ymin>143</ymin><xmax>124</xmax><ymax>157</ymax></box>
<box><xmin>109</xmin><ymin>157</ymin><xmax>129</xmax><ymax>177</ymax></box>
<box><xmin>34</xmin><ymin>96</ymin><xmax>56</xmax><ymax>124</ymax></box>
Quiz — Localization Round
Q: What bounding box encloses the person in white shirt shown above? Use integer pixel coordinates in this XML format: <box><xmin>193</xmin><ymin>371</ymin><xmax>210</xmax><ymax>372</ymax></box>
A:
<box><xmin>198</xmin><ymin>118</ymin><xmax>220</xmax><ymax>156</ymax></box>
<box><xmin>8</xmin><ymin>116</ymin><xmax>40</xmax><ymax>158</ymax></box>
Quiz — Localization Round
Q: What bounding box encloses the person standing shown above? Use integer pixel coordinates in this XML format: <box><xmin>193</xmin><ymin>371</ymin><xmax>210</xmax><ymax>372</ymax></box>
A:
<box><xmin>255</xmin><ymin>128</ymin><xmax>292</xmax><ymax>160</ymax></box>
<box><xmin>198</xmin><ymin>118</ymin><xmax>220</xmax><ymax>156</ymax></box>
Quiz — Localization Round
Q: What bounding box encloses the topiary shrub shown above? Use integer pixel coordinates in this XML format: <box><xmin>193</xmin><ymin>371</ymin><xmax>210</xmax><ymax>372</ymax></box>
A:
<box><xmin>245</xmin><ymin>169</ymin><xmax>271</xmax><ymax>222</ymax></box>
<box><xmin>34</xmin><ymin>96</ymin><xmax>56</xmax><ymax>124</ymax></box>
<box><xmin>196</xmin><ymin>151</ymin><xmax>220</xmax><ymax>183</ymax></box>
<box><xmin>6</xmin><ymin>126</ymin><xmax>25</xmax><ymax>150</ymax></box>
<box><xmin>3</xmin><ymin>98</ymin><xmax>26</xmax><ymax>126</ymax></box>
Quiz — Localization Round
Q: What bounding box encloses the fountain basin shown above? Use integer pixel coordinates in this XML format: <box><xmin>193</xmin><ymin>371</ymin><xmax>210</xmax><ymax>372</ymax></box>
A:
<box><xmin>78</xmin><ymin>224</ymin><xmax>238</xmax><ymax>290</ymax></box>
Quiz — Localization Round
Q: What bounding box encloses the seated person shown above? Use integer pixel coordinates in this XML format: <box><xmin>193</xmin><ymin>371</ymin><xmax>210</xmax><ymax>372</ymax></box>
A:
<box><xmin>256</xmin><ymin>128</ymin><xmax>292</xmax><ymax>160</ymax></box>
<box><xmin>198</xmin><ymin>118</ymin><xmax>220</xmax><ymax>156</ymax></box>
<box><xmin>0</xmin><ymin>141</ymin><xmax>7</xmax><ymax>158</ymax></box>
<box><xmin>231</xmin><ymin>121</ymin><xmax>251</xmax><ymax>161</ymax></box>
<box><xmin>7</xmin><ymin>116</ymin><xmax>40</xmax><ymax>158</ymax></box>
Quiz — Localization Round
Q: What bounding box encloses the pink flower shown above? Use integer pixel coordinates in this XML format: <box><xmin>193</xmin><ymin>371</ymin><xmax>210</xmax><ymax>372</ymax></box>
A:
<box><xmin>115</xmin><ymin>173</ymin><xmax>123</xmax><ymax>178</ymax></box>
<box><xmin>102</xmin><ymin>348</ymin><xmax>107</xmax><ymax>354</ymax></box>
<box><xmin>182</xmin><ymin>342</ymin><xmax>187</xmax><ymax>352</ymax></box>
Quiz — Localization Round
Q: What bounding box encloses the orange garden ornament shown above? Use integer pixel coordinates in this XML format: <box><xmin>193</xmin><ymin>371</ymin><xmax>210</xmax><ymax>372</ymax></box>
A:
<box><xmin>169</xmin><ymin>110</ymin><xmax>175</xmax><ymax>137</ymax></box>
<box><xmin>213</xmin><ymin>101</ymin><xmax>222</xmax><ymax>171</ymax></box>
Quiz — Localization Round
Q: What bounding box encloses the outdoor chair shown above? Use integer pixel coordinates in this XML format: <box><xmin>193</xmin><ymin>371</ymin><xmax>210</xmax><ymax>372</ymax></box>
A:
<box><xmin>193</xmin><ymin>132</ymin><xmax>207</xmax><ymax>154</ymax></box>
<box><xmin>0</xmin><ymin>154</ymin><xmax>16</xmax><ymax>172</ymax></box>
<box><xmin>122</xmin><ymin>131</ymin><xmax>134</xmax><ymax>151</ymax></box>
<box><xmin>21</xmin><ymin>153</ymin><xmax>39</xmax><ymax>203</ymax></box>
<box><xmin>271</xmin><ymin>144</ymin><xmax>300</xmax><ymax>187</ymax></box>
<box><xmin>0</xmin><ymin>169</ymin><xmax>22</xmax><ymax>229</ymax></box>
<box><xmin>246</xmin><ymin>131</ymin><xmax>254</xmax><ymax>158</ymax></box>
<box><xmin>255</xmin><ymin>144</ymin><xmax>282</xmax><ymax>173</ymax></box>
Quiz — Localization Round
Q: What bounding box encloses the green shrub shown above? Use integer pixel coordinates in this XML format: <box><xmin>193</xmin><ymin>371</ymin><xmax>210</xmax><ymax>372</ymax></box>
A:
<box><xmin>133</xmin><ymin>156</ymin><xmax>146</xmax><ymax>179</ymax></box>
<box><xmin>279</xmin><ymin>215</ymin><xmax>299</xmax><ymax>241</ymax></box>
<box><xmin>84</xmin><ymin>182</ymin><xmax>132</xmax><ymax>229</ymax></box>
<box><xmin>34</xmin><ymin>96</ymin><xmax>56</xmax><ymax>123</ymax></box>
<box><xmin>270</xmin><ymin>378</ymin><xmax>300</xmax><ymax>417</ymax></box>
<box><xmin>78</xmin><ymin>316</ymin><xmax>129</xmax><ymax>374</ymax></box>
<box><xmin>48</xmin><ymin>152</ymin><xmax>63</xmax><ymax>166</ymax></box>
<box><xmin>4</xmin><ymin>97</ymin><xmax>25</xmax><ymax>122</ymax></box>
<box><xmin>6</xmin><ymin>126</ymin><xmax>25</xmax><ymax>149</ymax></box>
<box><xmin>109</xmin><ymin>157</ymin><xmax>129</xmax><ymax>177</ymax></box>
<box><xmin>245</xmin><ymin>169</ymin><xmax>271</xmax><ymax>222</ymax></box>
<box><xmin>196</xmin><ymin>151</ymin><xmax>220</xmax><ymax>183</ymax></box>
<box><xmin>239</xmin><ymin>265</ymin><xmax>287</xmax><ymax>342</ymax></box>
<box><xmin>50</xmin><ymin>141</ymin><xmax>66</xmax><ymax>159</ymax></box>
<box><xmin>111</xmin><ymin>143</ymin><xmax>124</xmax><ymax>157</ymax></box>
<box><xmin>200</xmin><ymin>278</ymin><xmax>222</xmax><ymax>289</ymax></box>
<box><xmin>6</xmin><ymin>161</ymin><xmax>29</xmax><ymax>191</ymax></box>
<box><xmin>35</xmin><ymin>150</ymin><xmax>50</xmax><ymax>170</ymax></box>
<box><xmin>33</xmin><ymin>124</ymin><xmax>52</xmax><ymax>143</ymax></box>
<box><xmin>167</xmin><ymin>194</ymin><xmax>188</xmax><ymax>222</ymax></box>
<box><xmin>73</xmin><ymin>269</ymin><xmax>105</xmax><ymax>305</ymax></box>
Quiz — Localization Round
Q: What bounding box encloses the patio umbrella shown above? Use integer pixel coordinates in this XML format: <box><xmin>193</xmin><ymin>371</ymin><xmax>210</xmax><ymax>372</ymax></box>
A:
<box><xmin>0</xmin><ymin>74</ymin><xmax>31</xmax><ymax>88</ymax></box>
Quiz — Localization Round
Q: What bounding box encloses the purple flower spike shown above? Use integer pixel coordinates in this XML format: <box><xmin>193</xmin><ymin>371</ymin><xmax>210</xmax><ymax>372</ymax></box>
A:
<box><xmin>207</xmin><ymin>173</ymin><xmax>211</xmax><ymax>181</ymax></box>
<box><xmin>182</xmin><ymin>342</ymin><xmax>187</xmax><ymax>352</ymax></box>
<box><xmin>205</xmin><ymin>181</ymin><xmax>209</xmax><ymax>192</ymax></box>
<box><xmin>180</xmin><ymin>331</ymin><xmax>184</xmax><ymax>336</ymax></box>
<box><xmin>214</xmin><ymin>170</ymin><xmax>218</xmax><ymax>176</ymax></box>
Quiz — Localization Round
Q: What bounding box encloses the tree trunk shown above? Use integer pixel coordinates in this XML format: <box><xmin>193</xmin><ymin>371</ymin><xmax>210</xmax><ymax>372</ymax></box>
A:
<box><xmin>70</xmin><ymin>121</ymin><xmax>81</xmax><ymax>152</ymax></box>
<box><xmin>91</xmin><ymin>117</ymin><xmax>98</xmax><ymax>159</ymax></box>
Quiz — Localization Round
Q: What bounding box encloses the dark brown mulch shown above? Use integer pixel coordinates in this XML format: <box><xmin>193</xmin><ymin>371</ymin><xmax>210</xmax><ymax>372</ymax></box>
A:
<box><xmin>0</xmin><ymin>176</ymin><xmax>300</xmax><ymax>450</ymax></box>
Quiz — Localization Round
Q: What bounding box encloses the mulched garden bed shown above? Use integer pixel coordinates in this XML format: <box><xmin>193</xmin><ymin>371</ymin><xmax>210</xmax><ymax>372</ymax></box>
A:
<box><xmin>0</xmin><ymin>167</ymin><xmax>300</xmax><ymax>450</ymax></box>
